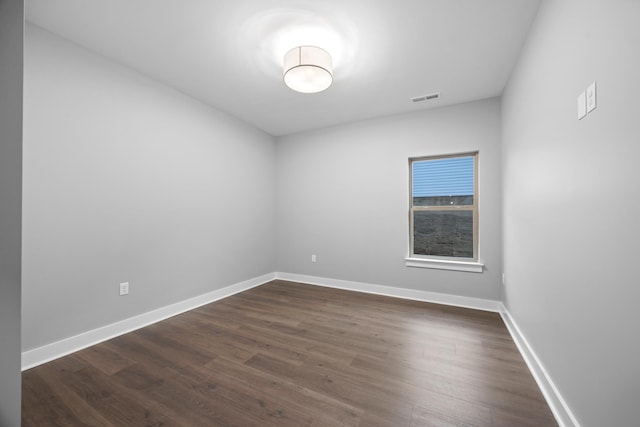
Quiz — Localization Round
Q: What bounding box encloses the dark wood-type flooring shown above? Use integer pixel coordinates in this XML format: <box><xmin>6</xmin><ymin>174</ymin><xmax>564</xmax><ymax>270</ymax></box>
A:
<box><xmin>22</xmin><ymin>280</ymin><xmax>558</xmax><ymax>426</ymax></box>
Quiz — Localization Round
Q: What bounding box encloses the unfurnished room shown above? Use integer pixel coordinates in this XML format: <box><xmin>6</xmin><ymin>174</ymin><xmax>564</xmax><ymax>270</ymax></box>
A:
<box><xmin>1</xmin><ymin>0</ymin><xmax>639</xmax><ymax>426</ymax></box>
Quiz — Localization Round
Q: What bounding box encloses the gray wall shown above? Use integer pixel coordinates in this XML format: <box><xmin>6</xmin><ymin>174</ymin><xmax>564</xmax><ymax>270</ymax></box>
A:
<box><xmin>502</xmin><ymin>0</ymin><xmax>640</xmax><ymax>425</ymax></box>
<box><xmin>277</xmin><ymin>98</ymin><xmax>502</xmax><ymax>300</ymax></box>
<box><xmin>22</xmin><ymin>24</ymin><xmax>277</xmax><ymax>351</ymax></box>
<box><xmin>0</xmin><ymin>0</ymin><xmax>23</xmax><ymax>424</ymax></box>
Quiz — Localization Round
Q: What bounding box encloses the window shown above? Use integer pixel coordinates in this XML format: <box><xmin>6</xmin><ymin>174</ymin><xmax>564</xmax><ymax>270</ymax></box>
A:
<box><xmin>407</xmin><ymin>152</ymin><xmax>482</xmax><ymax>272</ymax></box>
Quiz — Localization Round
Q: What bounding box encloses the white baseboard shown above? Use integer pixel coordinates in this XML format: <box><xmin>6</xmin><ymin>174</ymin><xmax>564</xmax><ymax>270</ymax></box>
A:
<box><xmin>274</xmin><ymin>272</ymin><xmax>502</xmax><ymax>312</ymax></box>
<box><xmin>21</xmin><ymin>273</ymin><xmax>276</xmax><ymax>371</ymax></box>
<box><xmin>499</xmin><ymin>305</ymin><xmax>580</xmax><ymax>427</ymax></box>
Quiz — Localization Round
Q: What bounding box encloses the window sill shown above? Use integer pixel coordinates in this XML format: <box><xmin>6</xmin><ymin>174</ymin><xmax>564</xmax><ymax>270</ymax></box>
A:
<box><xmin>405</xmin><ymin>257</ymin><xmax>484</xmax><ymax>273</ymax></box>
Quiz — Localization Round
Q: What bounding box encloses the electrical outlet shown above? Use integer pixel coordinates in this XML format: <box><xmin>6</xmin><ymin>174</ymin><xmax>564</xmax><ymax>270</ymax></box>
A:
<box><xmin>586</xmin><ymin>81</ymin><xmax>596</xmax><ymax>113</ymax></box>
<box><xmin>311</xmin><ymin>254</ymin><xmax>317</xmax><ymax>262</ymax></box>
<box><xmin>577</xmin><ymin>91</ymin><xmax>586</xmax><ymax>120</ymax></box>
<box><xmin>119</xmin><ymin>282</ymin><xmax>129</xmax><ymax>296</ymax></box>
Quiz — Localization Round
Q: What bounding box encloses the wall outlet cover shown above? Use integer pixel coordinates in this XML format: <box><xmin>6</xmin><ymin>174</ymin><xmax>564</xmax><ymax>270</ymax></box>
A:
<box><xmin>577</xmin><ymin>91</ymin><xmax>587</xmax><ymax>120</ymax></box>
<box><xmin>586</xmin><ymin>81</ymin><xmax>596</xmax><ymax>113</ymax></box>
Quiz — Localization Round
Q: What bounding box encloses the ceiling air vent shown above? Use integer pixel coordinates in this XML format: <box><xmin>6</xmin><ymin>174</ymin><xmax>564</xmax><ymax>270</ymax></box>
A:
<box><xmin>411</xmin><ymin>93</ymin><xmax>440</xmax><ymax>103</ymax></box>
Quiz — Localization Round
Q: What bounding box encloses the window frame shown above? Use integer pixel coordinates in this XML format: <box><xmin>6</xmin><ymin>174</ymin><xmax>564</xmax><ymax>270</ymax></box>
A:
<box><xmin>406</xmin><ymin>151</ymin><xmax>483</xmax><ymax>273</ymax></box>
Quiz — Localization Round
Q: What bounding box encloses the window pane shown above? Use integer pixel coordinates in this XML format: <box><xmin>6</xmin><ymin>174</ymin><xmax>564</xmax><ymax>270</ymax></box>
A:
<box><xmin>412</xmin><ymin>156</ymin><xmax>474</xmax><ymax>199</ymax></box>
<box><xmin>413</xmin><ymin>210</ymin><xmax>473</xmax><ymax>258</ymax></box>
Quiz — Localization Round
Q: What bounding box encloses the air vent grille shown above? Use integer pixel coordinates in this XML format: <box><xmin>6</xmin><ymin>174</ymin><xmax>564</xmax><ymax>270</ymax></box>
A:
<box><xmin>412</xmin><ymin>93</ymin><xmax>440</xmax><ymax>103</ymax></box>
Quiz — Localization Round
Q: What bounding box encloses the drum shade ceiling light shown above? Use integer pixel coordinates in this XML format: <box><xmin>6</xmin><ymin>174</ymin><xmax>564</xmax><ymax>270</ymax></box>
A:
<box><xmin>283</xmin><ymin>46</ymin><xmax>333</xmax><ymax>93</ymax></box>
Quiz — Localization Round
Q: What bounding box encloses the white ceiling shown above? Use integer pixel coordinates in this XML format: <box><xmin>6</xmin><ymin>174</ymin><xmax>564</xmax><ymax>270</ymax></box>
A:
<box><xmin>26</xmin><ymin>0</ymin><xmax>540</xmax><ymax>136</ymax></box>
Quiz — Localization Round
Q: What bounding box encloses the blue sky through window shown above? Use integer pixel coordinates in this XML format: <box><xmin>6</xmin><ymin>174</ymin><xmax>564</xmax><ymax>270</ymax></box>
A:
<box><xmin>412</xmin><ymin>156</ymin><xmax>474</xmax><ymax>197</ymax></box>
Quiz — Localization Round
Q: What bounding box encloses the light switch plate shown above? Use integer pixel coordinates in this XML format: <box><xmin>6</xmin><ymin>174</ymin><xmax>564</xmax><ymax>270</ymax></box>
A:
<box><xmin>586</xmin><ymin>82</ymin><xmax>596</xmax><ymax>113</ymax></box>
<box><xmin>577</xmin><ymin>91</ymin><xmax>587</xmax><ymax>120</ymax></box>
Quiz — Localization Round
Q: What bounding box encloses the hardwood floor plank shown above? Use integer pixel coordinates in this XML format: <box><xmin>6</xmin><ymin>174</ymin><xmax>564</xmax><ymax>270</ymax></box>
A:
<box><xmin>60</xmin><ymin>365</ymin><xmax>177</xmax><ymax>427</ymax></box>
<box><xmin>491</xmin><ymin>406</ymin><xmax>558</xmax><ymax>427</ymax></box>
<box><xmin>410</xmin><ymin>399</ymin><xmax>493</xmax><ymax>427</ymax></box>
<box><xmin>132</xmin><ymin>326</ymin><xmax>215</xmax><ymax>367</ymax></box>
<box><xmin>351</xmin><ymin>353</ymin><xmax>546</xmax><ymax>403</ymax></box>
<box><xmin>22</xmin><ymin>355</ymin><xmax>114</xmax><ymax>427</ymax></box>
<box><xmin>244</xmin><ymin>352</ymin><xmax>302</xmax><ymax>378</ymax></box>
<box><xmin>75</xmin><ymin>344</ymin><xmax>136</xmax><ymax>376</ymax></box>
<box><xmin>22</xmin><ymin>369</ymin><xmax>86</xmax><ymax>427</ymax></box>
<box><xmin>238</xmin><ymin>322</ymin><xmax>358</xmax><ymax>365</ymax></box>
<box><xmin>111</xmin><ymin>364</ymin><xmax>166</xmax><ymax>392</ymax></box>
<box><xmin>22</xmin><ymin>280</ymin><xmax>558</xmax><ymax>426</ymax></box>
<box><xmin>203</xmin><ymin>356</ymin><xmax>363</xmax><ymax>426</ymax></box>
<box><xmin>290</xmin><ymin>357</ymin><xmax>415</xmax><ymax>423</ymax></box>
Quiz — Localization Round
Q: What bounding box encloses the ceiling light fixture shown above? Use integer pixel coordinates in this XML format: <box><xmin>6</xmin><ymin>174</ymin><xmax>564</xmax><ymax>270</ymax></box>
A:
<box><xmin>283</xmin><ymin>46</ymin><xmax>333</xmax><ymax>93</ymax></box>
